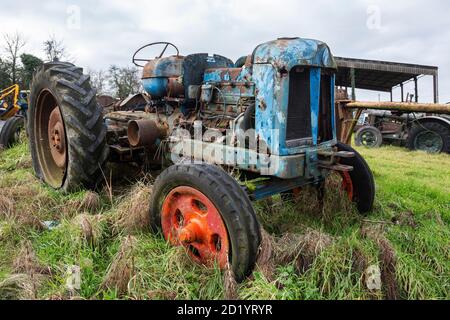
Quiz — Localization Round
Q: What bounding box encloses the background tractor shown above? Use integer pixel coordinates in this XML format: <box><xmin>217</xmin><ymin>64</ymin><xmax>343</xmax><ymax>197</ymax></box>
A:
<box><xmin>27</xmin><ymin>38</ymin><xmax>375</xmax><ymax>281</ymax></box>
<box><xmin>0</xmin><ymin>84</ymin><xmax>29</xmax><ymax>149</ymax></box>
<box><xmin>354</xmin><ymin>111</ymin><xmax>450</xmax><ymax>153</ymax></box>
<box><xmin>334</xmin><ymin>97</ymin><xmax>450</xmax><ymax>154</ymax></box>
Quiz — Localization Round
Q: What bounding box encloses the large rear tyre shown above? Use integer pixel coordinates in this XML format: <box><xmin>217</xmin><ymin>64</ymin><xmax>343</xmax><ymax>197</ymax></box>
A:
<box><xmin>149</xmin><ymin>164</ymin><xmax>261</xmax><ymax>282</ymax></box>
<box><xmin>28</xmin><ymin>62</ymin><xmax>109</xmax><ymax>192</ymax></box>
<box><xmin>0</xmin><ymin>116</ymin><xmax>25</xmax><ymax>149</ymax></box>
<box><xmin>355</xmin><ymin>126</ymin><xmax>383</xmax><ymax>148</ymax></box>
<box><xmin>337</xmin><ymin>143</ymin><xmax>375</xmax><ymax>214</ymax></box>
<box><xmin>407</xmin><ymin>121</ymin><xmax>449</xmax><ymax>154</ymax></box>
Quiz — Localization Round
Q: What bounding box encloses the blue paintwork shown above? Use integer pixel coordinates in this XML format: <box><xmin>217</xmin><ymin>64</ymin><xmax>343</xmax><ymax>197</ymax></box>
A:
<box><xmin>159</xmin><ymin>37</ymin><xmax>340</xmax><ymax>182</ymax></box>
<box><xmin>253</xmin><ymin>38</ymin><xmax>337</xmax><ymax>162</ymax></box>
<box><xmin>253</xmin><ymin>38</ymin><xmax>337</xmax><ymax>70</ymax></box>
<box><xmin>202</xmin><ymin>67</ymin><xmax>254</xmax><ymax>111</ymax></box>
<box><xmin>142</xmin><ymin>78</ymin><xmax>169</xmax><ymax>98</ymax></box>
<box><xmin>310</xmin><ymin>68</ymin><xmax>321</xmax><ymax>146</ymax></box>
<box><xmin>330</xmin><ymin>75</ymin><xmax>337</xmax><ymax>140</ymax></box>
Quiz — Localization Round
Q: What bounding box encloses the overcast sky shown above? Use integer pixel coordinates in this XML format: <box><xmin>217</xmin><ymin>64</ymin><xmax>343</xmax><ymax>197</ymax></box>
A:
<box><xmin>2</xmin><ymin>0</ymin><xmax>449</xmax><ymax>102</ymax></box>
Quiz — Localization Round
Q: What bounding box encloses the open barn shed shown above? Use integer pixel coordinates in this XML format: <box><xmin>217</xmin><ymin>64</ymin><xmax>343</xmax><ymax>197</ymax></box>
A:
<box><xmin>334</xmin><ymin>57</ymin><xmax>439</xmax><ymax>103</ymax></box>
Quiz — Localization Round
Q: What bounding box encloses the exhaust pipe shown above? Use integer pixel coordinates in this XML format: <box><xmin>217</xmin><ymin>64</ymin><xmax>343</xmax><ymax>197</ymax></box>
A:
<box><xmin>127</xmin><ymin>119</ymin><xmax>166</xmax><ymax>147</ymax></box>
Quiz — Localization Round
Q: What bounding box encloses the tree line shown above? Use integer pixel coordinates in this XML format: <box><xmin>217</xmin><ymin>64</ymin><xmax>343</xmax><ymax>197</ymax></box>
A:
<box><xmin>0</xmin><ymin>32</ymin><xmax>141</xmax><ymax>99</ymax></box>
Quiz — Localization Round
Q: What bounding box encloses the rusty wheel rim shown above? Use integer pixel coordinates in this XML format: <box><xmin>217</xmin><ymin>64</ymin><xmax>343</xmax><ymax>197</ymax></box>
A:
<box><xmin>340</xmin><ymin>171</ymin><xmax>354</xmax><ymax>201</ymax></box>
<box><xmin>161</xmin><ymin>186</ymin><xmax>230</xmax><ymax>268</ymax></box>
<box><xmin>34</xmin><ymin>89</ymin><xmax>67</xmax><ymax>188</ymax></box>
<box><xmin>48</xmin><ymin>107</ymin><xmax>67</xmax><ymax>168</ymax></box>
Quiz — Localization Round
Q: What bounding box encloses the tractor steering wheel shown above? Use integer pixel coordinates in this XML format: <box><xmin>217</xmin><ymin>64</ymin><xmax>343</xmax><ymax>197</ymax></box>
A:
<box><xmin>132</xmin><ymin>42</ymin><xmax>180</xmax><ymax>67</ymax></box>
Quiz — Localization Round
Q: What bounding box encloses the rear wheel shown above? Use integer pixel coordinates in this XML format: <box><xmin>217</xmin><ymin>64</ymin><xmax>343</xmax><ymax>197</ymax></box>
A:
<box><xmin>355</xmin><ymin>126</ymin><xmax>383</xmax><ymax>148</ymax></box>
<box><xmin>0</xmin><ymin>116</ymin><xmax>25</xmax><ymax>149</ymax></box>
<box><xmin>407</xmin><ymin>121</ymin><xmax>449</xmax><ymax>154</ymax></box>
<box><xmin>28</xmin><ymin>62</ymin><xmax>109</xmax><ymax>191</ymax></box>
<box><xmin>149</xmin><ymin>164</ymin><xmax>261</xmax><ymax>281</ymax></box>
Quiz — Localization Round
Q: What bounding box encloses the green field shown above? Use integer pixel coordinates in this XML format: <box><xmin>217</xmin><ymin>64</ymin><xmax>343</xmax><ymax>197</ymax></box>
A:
<box><xmin>0</xmin><ymin>141</ymin><xmax>449</xmax><ymax>300</ymax></box>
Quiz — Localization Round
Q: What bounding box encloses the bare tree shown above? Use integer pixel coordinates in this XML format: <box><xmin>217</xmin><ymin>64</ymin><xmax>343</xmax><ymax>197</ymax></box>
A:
<box><xmin>89</xmin><ymin>69</ymin><xmax>108</xmax><ymax>95</ymax></box>
<box><xmin>3</xmin><ymin>32</ymin><xmax>27</xmax><ymax>84</ymax></box>
<box><xmin>108</xmin><ymin>65</ymin><xmax>141</xmax><ymax>99</ymax></box>
<box><xmin>43</xmin><ymin>35</ymin><xmax>69</xmax><ymax>62</ymax></box>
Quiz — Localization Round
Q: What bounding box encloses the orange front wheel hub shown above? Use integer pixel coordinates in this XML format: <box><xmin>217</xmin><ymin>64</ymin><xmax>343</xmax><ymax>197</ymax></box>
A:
<box><xmin>161</xmin><ymin>186</ymin><xmax>230</xmax><ymax>269</ymax></box>
<box><xmin>340</xmin><ymin>171</ymin><xmax>354</xmax><ymax>201</ymax></box>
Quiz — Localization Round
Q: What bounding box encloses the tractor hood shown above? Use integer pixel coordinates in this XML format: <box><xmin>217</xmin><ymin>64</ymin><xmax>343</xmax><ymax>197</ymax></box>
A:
<box><xmin>253</xmin><ymin>37</ymin><xmax>337</xmax><ymax>71</ymax></box>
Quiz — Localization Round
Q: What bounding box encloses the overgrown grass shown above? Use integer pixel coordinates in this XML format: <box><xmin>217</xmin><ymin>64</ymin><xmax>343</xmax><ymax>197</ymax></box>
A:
<box><xmin>0</xmin><ymin>141</ymin><xmax>448</xmax><ymax>300</ymax></box>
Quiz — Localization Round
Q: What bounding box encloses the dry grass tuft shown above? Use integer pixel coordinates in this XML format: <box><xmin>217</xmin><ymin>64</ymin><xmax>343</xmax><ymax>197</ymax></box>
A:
<box><xmin>223</xmin><ymin>264</ymin><xmax>239</xmax><ymax>300</ymax></box>
<box><xmin>147</xmin><ymin>289</ymin><xmax>178</xmax><ymax>300</ymax></box>
<box><xmin>0</xmin><ymin>192</ymin><xmax>44</xmax><ymax>231</ymax></box>
<box><xmin>361</xmin><ymin>224</ymin><xmax>400</xmax><ymax>300</ymax></box>
<box><xmin>0</xmin><ymin>242</ymin><xmax>50</xmax><ymax>300</ymax></box>
<box><xmin>275</xmin><ymin>229</ymin><xmax>334</xmax><ymax>274</ymax></box>
<box><xmin>391</xmin><ymin>211</ymin><xmax>418</xmax><ymax>229</ymax></box>
<box><xmin>0</xmin><ymin>274</ymin><xmax>47</xmax><ymax>300</ymax></box>
<box><xmin>13</xmin><ymin>240</ymin><xmax>51</xmax><ymax>275</ymax></box>
<box><xmin>110</xmin><ymin>184</ymin><xmax>153</xmax><ymax>235</ymax></box>
<box><xmin>255</xmin><ymin>228</ymin><xmax>277</xmax><ymax>281</ymax></box>
<box><xmin>351</xmin><ymin>248</ymin><xmax>369</xmax><ymax>274</ymax></box>
<box><xmin>16</xmin><ymin>156</ymin><xmax>32</xmax><ymax>170</ymax></box>
<box><xmin>101</xmin><ymin>236</ymin><xmax>137</xmax><ymax>296</ymax></box>
<box><xmin>255</xmin><ymin>228</ymin><xmax>335</xmax><ymax>278</ymax></box>
<box><xmin>0</xmin><ymin>195</ymin><xmax>15</xmax><ymax>218</ymax></box>
<box><xmin>72</xmin><ymin>214</ymin><xmax>104</xmax><ymax>245</ymax></box>
<box><xmin>78</xmin><ymin>191</ymin><xmax>101</xmax><ymax>213</ymax></box>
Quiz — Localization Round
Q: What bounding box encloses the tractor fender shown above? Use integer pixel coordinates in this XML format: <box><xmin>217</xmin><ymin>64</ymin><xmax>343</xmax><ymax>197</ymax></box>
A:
<box><xmin>411</xmin><ymin>116</ymin><xmax>450</xmax><ymax>129</ymax></box>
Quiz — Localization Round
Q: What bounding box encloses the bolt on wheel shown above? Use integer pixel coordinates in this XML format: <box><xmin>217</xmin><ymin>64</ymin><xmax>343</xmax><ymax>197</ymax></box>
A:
<box><xmin>34</xmin><ymin>89</ymin><xmax>68</xmax><ymax>188</ymax></box>
<box><xmin>150</xmin><ymin>164</ymin><xmax>261</xmax><ymax>281</ymax></box>
<box><xmin>161</xmin><ymin>186</ymin><xmax>230</xmax><ymax>268</ymax></box>
<box><xmin>48</xmin><ymin>107</ymin><xmax>67</xmax><ymax>169</ymax></box>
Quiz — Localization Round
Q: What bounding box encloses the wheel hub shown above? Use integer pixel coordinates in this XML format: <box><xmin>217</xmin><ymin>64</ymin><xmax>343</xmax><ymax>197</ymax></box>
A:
<box><xmin>47</xmin><ymin>107</ymin><xmax>67</xmax><ymax>168</ymax></box>
<box><xmin>340</xmin><ymin>171</ymin><xmax>354</xmax><ymax>201</ymax></box>
<box><xmin>414</xmin><ymin>131</ymin><xmax>443</xmax><ymax>153</ymax></box>
<box><xmin>361</xmin><ymin>131</ymin><xmax>377</xmax><ymax>147</ymax></box>
<box><xmin>161</xmin><ymin>186</ymin><xmax>230</xmax><ymax>268</ymax></box>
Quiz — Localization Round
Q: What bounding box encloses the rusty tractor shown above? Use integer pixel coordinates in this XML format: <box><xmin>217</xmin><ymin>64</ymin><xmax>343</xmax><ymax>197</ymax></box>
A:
<box><xmin>28</xmin><ymin>38</ymin><xmax>375</xmax><ymax>281</ymax></box>
<box><xmin>354</xmin><ymin>111</ymin><xmax>450</xmax><ymax>153</ymax></box>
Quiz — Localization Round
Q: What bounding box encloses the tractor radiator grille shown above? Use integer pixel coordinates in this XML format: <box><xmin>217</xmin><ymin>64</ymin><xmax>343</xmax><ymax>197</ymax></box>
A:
<box><xmin>286</xmin><ymin>68</ymin><xmax>312</xmax><ymax>147</ymax></box>
<box><xmin>318</xmin><ymin>73</ymin><xmax>333</xmax><ymax>143</ymax></box>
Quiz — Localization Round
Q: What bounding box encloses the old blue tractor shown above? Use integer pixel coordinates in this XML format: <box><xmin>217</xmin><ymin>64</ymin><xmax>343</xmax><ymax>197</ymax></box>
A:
<box><xmin>28</xmin><ymin>38</ymin><xmax>375</xmax><ymax>280</ymax></box>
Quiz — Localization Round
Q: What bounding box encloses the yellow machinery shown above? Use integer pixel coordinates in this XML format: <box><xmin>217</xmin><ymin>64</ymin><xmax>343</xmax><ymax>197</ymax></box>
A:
<box><xmin>0</xmin><ymin>84</ymin><xmax>20</xmax><ymax>121</ymax></box>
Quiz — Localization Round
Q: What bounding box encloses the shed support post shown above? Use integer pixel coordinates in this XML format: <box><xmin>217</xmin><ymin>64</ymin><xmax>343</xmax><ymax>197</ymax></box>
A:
<box><xmin>390</xmin><ymin>89</ymin><xmax>393</xmax><ymax>102</ymax></box>
<box><xmin>400</xmin><ymin>83</ymin><xmax>404</xmax><ymax>102</ymax></box>
<box><xmin>350</xmin><ymin>68</ymin><xmax>356</xmax><ymax>101</ymax></box>
<box><xmin>414</xmin><ymin>77</ymin><xmax>418</xmax><ymax>102</ymax></box>
<box><xmin>433</xmin><ymin>73</ymin><xmax>439</xmax><ymax>103</ymax></box>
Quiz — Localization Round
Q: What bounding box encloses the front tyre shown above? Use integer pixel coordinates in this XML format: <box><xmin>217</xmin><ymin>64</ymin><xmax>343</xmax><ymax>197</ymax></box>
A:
<box><xmin>337</xmin><ymin>143</ymin><xmax>375</xmax><ymax>214</ymax></box>
<box><xmin>355</xmin><ymin>126</ymin><xmax>383</xmax><ymax>148</ymax></box>
<box><xmin>28</xmin><ymin>62</ymin><xmax>109</xmax><ymax>192</ymax></box>
<box><xmin>149</xmin><ymin>164</ymin><xmax>261</xmax><ymax>282</ymax></box>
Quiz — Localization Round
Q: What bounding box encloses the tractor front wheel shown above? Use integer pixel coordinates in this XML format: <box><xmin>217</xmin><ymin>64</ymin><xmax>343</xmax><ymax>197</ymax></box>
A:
<box><xmin>355</xmin><ymin>126</ymin><xmax>383</xmax><ymax>148</ymax></box>
<box><xmin>337</xmin><ymin>143</ymin><xmax>375</xmax><ymax>214</ymax></box>
<box><xmin>149</xmin><ymin>164</ymin><xmax>261</xmax><ymax>282</ymax></box>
